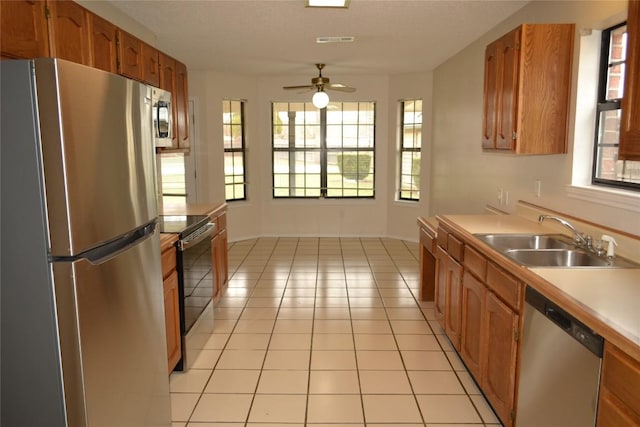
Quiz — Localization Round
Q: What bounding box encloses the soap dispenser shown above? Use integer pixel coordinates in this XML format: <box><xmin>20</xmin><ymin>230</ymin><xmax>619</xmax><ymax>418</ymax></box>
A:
<box><xmin>601</xmin><ymin>235</ymin><xmax>618</xmax><ymax>258</ymax></box>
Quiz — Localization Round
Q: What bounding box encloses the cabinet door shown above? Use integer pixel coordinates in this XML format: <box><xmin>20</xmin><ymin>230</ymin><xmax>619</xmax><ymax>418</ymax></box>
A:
<box><xmin>163</xmin><ymin>270</ymin><xmax>181</xmax><ymax>373</ymax></box>
<box><xmin>482</xmin><ymin>40</ymin><xmax>499</xmax><ymax>149</ymax></box>
<box><xmin>444</xmin><ymin>255</ymin><xmax>462</xmax><ymax>351</ymax></box>
<box><xmin>620</xmin><ymin>0</ymin><xmax>640</xmax><ymax>160</ymax></box>
<box><xmin>460</xmin><ymin>271</ymin><xmax>484</xmax><ymax>380</ymax></box>
<box><xmin>219</xmin><ymin>228</ymin><xmax>229</xmax><ymax>286</ymax></box>
<box><xmin>88</xmin><ymin>13</ymin><xmax>117</xmax><ymax>73</ymax></box>
<box><xmin>175</xmin><ymin>60</ymin><xmax>190</xmax><ymax>149</ymax></box>
<box><xmin>159</xmin><ymin>52</ymin><xmax>178</xmax><ymax>147</ymax></box>
<box><xmin>495</xmin><ymin>28</ymin><xmax>519</xmax><ymax>150</ymax></box>
<box><xmin>117</xmin><ymin>30</ymin><xmax>142</xmax><ymax>80</ymax></box>
<box><xmin>47</xmin><ymin>0</ymin><xmax>91</xmax><ymax>66</ymax></box>
<box><xmin>482</xmin><ymin>291</ymin><xmax>518</xmax><ymax>427</ymax></box>
<box><xmin>0</xmin><ymin>0</ymin><xmax>50</xmax><ymax>59</ymax></box>
<box><xmin>142</xmin><ymin>43</ymin><xmax>160</xmax><ymax>87</ymax></box>
<box><xmin>434</xmin><ymin>246</ymin><xmax>447</xmax><ymax>324</ymax></box>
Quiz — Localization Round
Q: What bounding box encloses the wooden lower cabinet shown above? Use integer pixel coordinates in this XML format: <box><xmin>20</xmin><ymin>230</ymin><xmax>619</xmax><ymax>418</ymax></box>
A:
<box><xmin>597</xmin><ymin>343</ymin><xmax>640</xmax><ymax>426</ymax></box>
<box><xmin>482</xmin><ymin>291</ymin><xmax>519</xmax><ymax>426</ymax></box>
<box><xmin>418</xmin><ymin>222</ymin><xmax>437</xmax><ymax>301</ymax></box>
<box><xmin>160</xmin><ymin>234</ymin><xmax>180</xmax><ymax>373</ymax></box>
<box><xmin>209</xmin><ymin>208</ymin><xmax>229</xmax><ymax>306</ymax></box>
<box><xmin>460</xmin><ymin>271</ymin><xmax>484</xmax><ymax>379</ymax></box>
<box><xmin>163</xmin><ymin>270</ymin><xmax>181</xmax><ymax>373</ymax></box>
<box><xmin>435</xmin><ymin>245</ymin><xmax>463</xmax><ymax>350</ymax></box>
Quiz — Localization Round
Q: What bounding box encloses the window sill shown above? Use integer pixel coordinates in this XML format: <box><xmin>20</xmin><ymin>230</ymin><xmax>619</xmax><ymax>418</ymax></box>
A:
<box><xmin>565</xmin><ymin>184</ymin><xmax>640</xmax><ymax>213</ymax></box>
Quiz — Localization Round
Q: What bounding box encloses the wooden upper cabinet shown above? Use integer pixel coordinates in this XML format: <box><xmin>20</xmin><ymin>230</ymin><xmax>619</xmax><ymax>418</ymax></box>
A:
<box><xmin>117</xmin><ymin>30</ymin><xmax>142</xmax><ymax>80</ymax></box>
<box><xmin>482</xmin><ymin>24</ymin><xmax>575</xmax><ymax>154</ymax></box>
<box><xmin>159</xmin><ymin>52</ymin><xmax>178</xmax><ymax>146</ymax></box>
<box><xmin>620</xmin><ymin>0</ymin><xmax>640</xmax><ymax>160</ymax></box>
<box><xmin>175</xmin><ymin>60</ymin><xmax>190</xmax><ymax>149</ymax></box>
<box><xmin>47</xmin><ymin>0</ymin><xmax>91</xmax><ymax>66</ymax></box>
<box><xmin>0</xmin><ymin>0</ymin><xmax>50</xmax><ymax>59</ymax></box>
<box><xmin>88</xmin><ymin>13</ymin><xmax>117</xmax><ymax>73</ymax></box>
<box><xmin>141</xmin><ymin>42</ymin><xmax>160</xmax><ymax>87</ymax></box>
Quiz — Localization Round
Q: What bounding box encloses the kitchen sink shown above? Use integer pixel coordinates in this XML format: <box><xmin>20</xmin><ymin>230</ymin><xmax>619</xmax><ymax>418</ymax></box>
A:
<box><xmin>504</xmin><ymin>249</ymin><xmax>609</xmax><ymax>267</ymax></box>
<box><xmin>474</xmin><ymin>233</ymin><xmax>640</xmax><ymax>268</ymax></box>
<box><xmin>474</xmin><ymin>234</ymin><xmax>574</xmax><ymax>251</ymax></box>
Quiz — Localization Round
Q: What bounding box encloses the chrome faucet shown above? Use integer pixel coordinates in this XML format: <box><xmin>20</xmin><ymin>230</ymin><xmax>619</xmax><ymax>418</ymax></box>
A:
<box><xmin>538</xmin><ymin>215</ymin><xmax>591</xmax><ymax>247</ymax></box>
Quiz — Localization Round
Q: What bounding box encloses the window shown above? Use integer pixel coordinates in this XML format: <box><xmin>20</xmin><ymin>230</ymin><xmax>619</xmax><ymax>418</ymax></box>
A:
<box><xmin>159</xmin><ymin>153</ymin><xmax>187</xmax><ymax>204</ymax></box>
<box><xmin>272</xmin><ymin>101</ymin><xmax>375</xmax><ymax>198</ymax></box>
<box><xmin>398</xmin><ymin>99</ymin><xmax>422</xmax><ymax>200</ymax></box>
<box><xmin>223</xmin><ymin>99</ymin><xmax>247</xmax><ymax>201</ymax></box>
<box><xmin>593</xmin><ymin>23</ymin><xmax>640</xmax><ymax>190</ymax></box>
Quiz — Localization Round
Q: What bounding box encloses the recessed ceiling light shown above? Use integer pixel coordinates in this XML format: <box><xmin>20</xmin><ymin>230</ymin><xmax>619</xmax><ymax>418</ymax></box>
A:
<box><xmin>306</xmin><ymin>0</ymin><xmax>350</xmax><ymax>8</ymax></box>
<box><xmin>316</xmin><ymin>36</ymin><xmax>355</xmax><ymax>44</ymax></box>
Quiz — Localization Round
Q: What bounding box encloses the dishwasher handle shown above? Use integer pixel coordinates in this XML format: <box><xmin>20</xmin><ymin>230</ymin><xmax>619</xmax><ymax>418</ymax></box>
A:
<box><xmin>545</xmin><ymin>306</ymin><xmax>571</xmax><ymax>331</ymax></box>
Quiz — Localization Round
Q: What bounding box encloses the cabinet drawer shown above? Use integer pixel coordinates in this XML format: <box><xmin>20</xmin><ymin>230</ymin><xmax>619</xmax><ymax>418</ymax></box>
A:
<box><xmin>420</xmin><ymin>227</ymin><xmax>436</xmax><ymax>255</ymax></box>
<box><xmin>486</xmin><ymin>262</ymin><xmax>522</xmax><ymax>311</ymax></box>
<box><xmin>464</xmin><ymin>245</ymin><xmax>487</xmax><ymax>280</ymax></box>
<box><xmin>447</xmin><ymin>233</ymin><xmax>464</xmax><ymax>263</ymax></box>
<box><xmin>161</xmin><ymin>246</ymin><xmax>176</xmax><ymax>279</ymax></box>
<box><xmin>437</xmin><ymin>226</ymin><xmax>448</xmax><ymax>250</ymax></box>
<box><xmin>601</xmin><ymin>343</ymin><xmax>640</xmax><ymax>417</ymax></box>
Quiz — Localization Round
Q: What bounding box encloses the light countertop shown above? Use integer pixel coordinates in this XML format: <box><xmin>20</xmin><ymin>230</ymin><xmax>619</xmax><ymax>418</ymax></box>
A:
<box><xmin>437</xmin><ymin>213</ymin><xmax>640</xmax><ymax>361</ymax></box>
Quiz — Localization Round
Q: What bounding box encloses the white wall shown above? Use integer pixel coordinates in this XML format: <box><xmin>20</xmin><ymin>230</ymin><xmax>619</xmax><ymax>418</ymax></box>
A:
<box><xmin>431</xmin><ymin>0</ymin><xmax>640</xmax><ymax>235</ymax></box>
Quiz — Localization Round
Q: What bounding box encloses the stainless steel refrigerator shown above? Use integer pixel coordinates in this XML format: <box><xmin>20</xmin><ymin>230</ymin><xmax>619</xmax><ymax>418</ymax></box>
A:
<box><xmin>1</xmin><ymin>59</ymin><xmax>171</xmax><ymax>427</ymax></box>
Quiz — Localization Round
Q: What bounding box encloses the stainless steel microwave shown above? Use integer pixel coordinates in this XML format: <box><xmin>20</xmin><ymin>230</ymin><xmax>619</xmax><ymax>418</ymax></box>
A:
<box><xmin>151</xmin><ymin>87</ymin><xmax>172</xmax><ymax>147</ymax></box>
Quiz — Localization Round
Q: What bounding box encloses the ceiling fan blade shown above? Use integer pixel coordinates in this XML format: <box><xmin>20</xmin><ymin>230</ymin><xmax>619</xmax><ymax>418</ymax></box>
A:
<box><xmin>326</xmin><ymin>83</ymin><xmax>356</xmax><ymax>93</ymax></box>
<box><xmin>283</xmin><ymin>85</ymin><xmax>315</xmax><ymax>90</ymax></box>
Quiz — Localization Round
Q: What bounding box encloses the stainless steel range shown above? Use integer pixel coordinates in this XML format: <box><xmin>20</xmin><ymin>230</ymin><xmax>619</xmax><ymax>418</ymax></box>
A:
<box><xmin>159</xmin><ymin>215</ymin><xmax>215</xmax><ymax>371</ymax></box>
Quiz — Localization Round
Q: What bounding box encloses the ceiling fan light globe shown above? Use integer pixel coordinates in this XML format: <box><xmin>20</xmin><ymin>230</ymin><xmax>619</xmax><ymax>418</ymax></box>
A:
<box><xmin>312</xmin><ymin>91</ymin><xmax>330</xmax><ymax>109</ymax></box>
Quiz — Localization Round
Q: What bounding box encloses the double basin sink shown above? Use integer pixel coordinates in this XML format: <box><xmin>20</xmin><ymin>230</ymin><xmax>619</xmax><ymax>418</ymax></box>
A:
<box><xmin>474</xmin><ymin>234</ymin><xmax>639</xmax><ymax>268</ymax></box>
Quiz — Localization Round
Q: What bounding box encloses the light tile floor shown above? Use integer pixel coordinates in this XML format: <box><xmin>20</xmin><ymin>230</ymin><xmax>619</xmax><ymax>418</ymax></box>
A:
<box><xmin>170</xmin><ymin>237</ymin><xmax>503</xmax><ymax>427</ymax></box>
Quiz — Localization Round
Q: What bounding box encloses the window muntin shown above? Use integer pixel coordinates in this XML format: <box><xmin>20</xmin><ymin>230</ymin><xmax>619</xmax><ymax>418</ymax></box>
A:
<box><xmin>223</xmin><ymin>99</ymin><xmax>247</xmax><ymax>201</ymax></box>
<box><xmin>399</xmin><ymin>99</ymin><xmax>422</xmax><ymax>201</ymax></box>
<box><xmin>272</xmin><ymin>102</ymin><xmax>375</xmax><ymax>198</ymax></box>
<box><xmin>592</xmin><ymin>23</ymin><xmax>640</xmax><ymax>190</ymax></box>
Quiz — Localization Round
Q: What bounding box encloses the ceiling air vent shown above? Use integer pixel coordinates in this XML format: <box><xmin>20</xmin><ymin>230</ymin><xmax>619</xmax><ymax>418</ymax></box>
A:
<box><xmin>316</xmin><ymin>36</ymin><xmax>355</xmax><ymax>44</ymax></box>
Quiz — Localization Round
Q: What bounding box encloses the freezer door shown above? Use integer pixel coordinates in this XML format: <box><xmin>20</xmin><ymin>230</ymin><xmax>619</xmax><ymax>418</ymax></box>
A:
<box><xmin>53</xmin><ymin>231</ymin><xmax>170</xmax><ymax>427</ymax></box>
<box><xmin>34</xmin><ymin>58</ymin><xmax>157</xmax><ymax>256</ymax></box>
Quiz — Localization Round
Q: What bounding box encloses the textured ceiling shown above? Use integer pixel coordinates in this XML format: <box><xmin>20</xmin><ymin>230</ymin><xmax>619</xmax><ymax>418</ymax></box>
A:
<box><xmin>108</xmin><ymin>0</ymin><xmax>529</xmax><ymax>76</ymax></box>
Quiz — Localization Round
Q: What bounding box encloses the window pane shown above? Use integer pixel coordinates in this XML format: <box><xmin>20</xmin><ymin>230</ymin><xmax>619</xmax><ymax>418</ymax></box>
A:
<box><xmin>272</xmin><ymin>101</ymin><xmax>375</xmax><ymax>198</ymax></box>
<box><xmin>223</xmin><ymin>99</ymin><xmax>246</xmax><ymax>201</ymax></box>
<box><xmin>605</xmin><ymin>25</ymin><xmax>627</xmax><ymax>101</ymax></box>
<box><xmin>159</xmin><ymin>153</ymin><xmax>186</xmax><ymax>197</ymax></box>
<box><xmin>399</xmin><ymin>99</ymin><xmax>423</xmax><ymax>201</ymax></box>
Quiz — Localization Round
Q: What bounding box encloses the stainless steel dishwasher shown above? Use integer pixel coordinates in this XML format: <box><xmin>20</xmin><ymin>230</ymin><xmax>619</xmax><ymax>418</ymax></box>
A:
<box><xmin>516</xmin><ymin>286</ymin><xmax>603</xmax><ymax>427</ymax></box>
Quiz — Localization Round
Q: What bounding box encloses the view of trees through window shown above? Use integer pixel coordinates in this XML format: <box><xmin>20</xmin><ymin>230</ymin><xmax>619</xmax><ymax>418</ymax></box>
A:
<box><xmin>399</xmin><ymin>99</ymin><xmax>422</xmax><ymax>200</ymax></box>
<box><xmin>272</xmin><ymin>102</ymin><xmax>375</xmax><ymax>198</ymax></box>
<box><xmin>593</xmin><ymin>22</ymin><xmax>640</xmax><ymax>190</ymax></box>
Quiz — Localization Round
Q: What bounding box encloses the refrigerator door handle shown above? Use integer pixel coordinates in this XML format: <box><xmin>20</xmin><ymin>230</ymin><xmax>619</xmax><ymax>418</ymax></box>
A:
<box><xmin>52</xmin><ymin>221</ymin><xmax>157</xmax><ymax>265</ymax></box>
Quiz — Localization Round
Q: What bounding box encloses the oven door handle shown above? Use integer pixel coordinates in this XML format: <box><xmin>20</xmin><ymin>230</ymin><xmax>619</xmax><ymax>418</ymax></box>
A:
<box><xmin>179</xmin><ymin>223</ymin><xmax>216</xmax><ymax>251</ymax></box>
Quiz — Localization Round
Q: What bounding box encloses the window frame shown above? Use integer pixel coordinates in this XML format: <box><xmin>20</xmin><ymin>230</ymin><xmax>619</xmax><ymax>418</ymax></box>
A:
<box><xmin>223</xmin><ymin>99</ymin><xmax>248</xmax><ymax>201</ymax></box>
<box><xmin>271</xmin><ymin>101</ymin><xmax>376</xmax><ymax>199</ymax></box>
<box><xmin>591</xmin><ymin>22</ymin><xmax>640</xmax><ymax>192</ymax></box>
<box><xmin>398</xmin><ymin>99</ymin><xmax>422</xmax><ymax>201</ymax></box>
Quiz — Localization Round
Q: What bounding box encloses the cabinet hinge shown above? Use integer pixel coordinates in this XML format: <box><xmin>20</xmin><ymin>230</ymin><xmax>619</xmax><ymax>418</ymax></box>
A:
<box><xmin>514</xmin><ymin>329</ymin><xmax>519</xmax><ymax>342</ymax></box>
<box><xmin>44</xmin><ymin>4</ymin><xmax>50</xmax><ymax>19</ymax></box>
<box><xmin>511</xmin><ymin>409</ymin><xmax>516</xmax><ymax>420</ymax></box>
<box><xmin>515</xmin><ymin>42</ymin><xmax>520</xmax><ymax>50</ymax></box>
<box><xmin>512</xmin><ymin>131</ymin><xmax>517</xmax><ymax>140</ymax></box>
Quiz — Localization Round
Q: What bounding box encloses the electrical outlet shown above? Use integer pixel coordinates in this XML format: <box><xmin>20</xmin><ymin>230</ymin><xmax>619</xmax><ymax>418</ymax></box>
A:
<box><xmin>504</xmin><ymin>191</ymin><xmax>509</xmax><ymax>206</ymax></box>
<box><xmin>534</xmin><ymin>180</ymin><xmax>542</xmax><ymax>197</ymax></box>
<box><xmin>497</xmin><ymin>188</ymin><xmax>504</xmax><ymax>205</ymax></box>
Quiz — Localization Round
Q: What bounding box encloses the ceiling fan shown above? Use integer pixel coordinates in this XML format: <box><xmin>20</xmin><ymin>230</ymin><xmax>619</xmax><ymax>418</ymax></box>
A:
<box><xmin>283</xmin><ymin>64</ymin><xmax>355</xmax><ymax>108</ymax></box>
